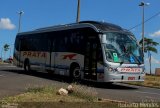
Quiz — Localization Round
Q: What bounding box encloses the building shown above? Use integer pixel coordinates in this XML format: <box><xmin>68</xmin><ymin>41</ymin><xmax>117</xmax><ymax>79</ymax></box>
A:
<box><xmin>155</xmin><ymin>68</ymin><xmax>160</xmax><ymax>76</ymax></box>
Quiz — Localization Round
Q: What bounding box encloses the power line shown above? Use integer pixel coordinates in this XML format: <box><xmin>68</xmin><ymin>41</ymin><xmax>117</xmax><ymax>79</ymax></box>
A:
<box><xmin>129</xmin><ymin>11</ymin><xmax>160</xmax><ymax>30</ymax></box>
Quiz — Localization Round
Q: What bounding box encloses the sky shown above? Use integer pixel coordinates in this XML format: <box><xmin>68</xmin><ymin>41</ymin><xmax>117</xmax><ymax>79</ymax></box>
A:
<box><xmin>0</xmin><ymin>0</ymin><xmax>160</xmax><ymax>74</ymax></box>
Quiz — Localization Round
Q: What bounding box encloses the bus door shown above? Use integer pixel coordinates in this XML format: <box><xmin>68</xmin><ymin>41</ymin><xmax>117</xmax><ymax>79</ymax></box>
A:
<box><xmin>84</xmin><ymin>37</ymin><xmax>97</xmax><ymax>80</ymax></box>
<box><xmin>47</xmin><ymin>39</ymin><xmax>55</xmax><ymax>72</ymax></box>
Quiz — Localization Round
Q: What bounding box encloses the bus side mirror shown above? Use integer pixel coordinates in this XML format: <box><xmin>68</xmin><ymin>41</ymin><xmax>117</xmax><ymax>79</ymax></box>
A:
<box><xmin>100</xmin><ymin>34</ymin><xmax>107</xmax><ymax>44</ymax></box>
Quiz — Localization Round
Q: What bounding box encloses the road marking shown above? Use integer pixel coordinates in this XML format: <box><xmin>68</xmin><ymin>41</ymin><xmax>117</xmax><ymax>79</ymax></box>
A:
<box><xmin>135</xmin><ymin>91</ymin><xmax>160</xmax><ymax>96</ymax></box>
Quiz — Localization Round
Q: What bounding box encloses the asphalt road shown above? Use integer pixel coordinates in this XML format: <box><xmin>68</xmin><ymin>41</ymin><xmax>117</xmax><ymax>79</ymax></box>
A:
<box><xmin>0</xmin><ymin>64</ymin><xmax>160</xmax><ymax>103</ymax></box>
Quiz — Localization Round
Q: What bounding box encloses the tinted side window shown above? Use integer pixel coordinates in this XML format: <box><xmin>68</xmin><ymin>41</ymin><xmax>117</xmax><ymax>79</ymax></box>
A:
<box><xmin>15</xmin><ymin>36</ymin><xmax>20</xmax><ymax>51</ymax></box>
<box><xmin>54</xmin><ymin>30</ymin><xmax>86</xmax><ymax>53</ymax></box>
<box><xmin>55</xmin><ymin>31</ymin><xmax>69</xmax><ymax>52</ymax></box>
<box><xmin>20</xmin><ymin>33</ymin><xmax>50</xmax><ymax>51</ymax></box>
<box><xmin>21</xmin><ymin>37</ymin><xmax>30</xmax><ymax>51</ymax></box>
<box><xmin>69</xmin><ymin>31</ymin><xmax>86</xmax><ymax>54</ymax></box>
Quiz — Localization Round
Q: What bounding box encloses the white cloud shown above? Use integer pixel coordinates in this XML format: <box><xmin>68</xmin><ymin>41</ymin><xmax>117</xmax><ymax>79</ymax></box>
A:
<box><xmin>0</xmin><ymin>18</ymin><xmax>16</xmax><ymax>30</ymax></box>
<box><xmin>150</xmin><ymin>30</ymin><xmax>160</xmax><ymax>37</ymax></box>
<box><xmin>145</xmin><ymin>56</ymin><xmax>160</xmax><ymax>64</ymax></box>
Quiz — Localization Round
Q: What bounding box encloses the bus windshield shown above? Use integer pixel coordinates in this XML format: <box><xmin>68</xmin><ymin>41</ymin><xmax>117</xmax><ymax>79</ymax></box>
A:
<box><xmin>104</xmin><ymin>32</ymin><xmax>143</xmax><ymax>64</ymax></box>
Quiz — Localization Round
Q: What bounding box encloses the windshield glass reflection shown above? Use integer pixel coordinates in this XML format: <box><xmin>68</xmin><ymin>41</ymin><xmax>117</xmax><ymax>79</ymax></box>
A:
<box><xmin>105</xmin><ymin>32</ymin><xmax>143</xmax><ymax>64</ymax></box>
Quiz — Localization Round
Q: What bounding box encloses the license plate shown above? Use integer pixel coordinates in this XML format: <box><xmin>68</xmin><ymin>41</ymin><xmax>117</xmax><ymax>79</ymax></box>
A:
<box><xmin>128</xmin><ymin>77</ymin><xmax>135</xmax><ymax>80</ymax></box>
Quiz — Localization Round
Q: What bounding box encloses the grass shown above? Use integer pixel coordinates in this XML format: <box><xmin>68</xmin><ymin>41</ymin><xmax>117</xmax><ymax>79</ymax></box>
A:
<box><xmin>1</xmin><ymin>86</ymin><xmax>90</xmax><ymax>103</ymax></box>
<box><xmin>1</xmin><ymin>75</ymin><xmax>159</xmax><ymax>107</ymax></box>
<box><xmin>125</xmin><ymin>75</ymin><xmax>160</xmax><ymax>88</ymax></box>
<box><xmin>0</xmin><ymin>84</ymin><xmax>118</xmax><ymax>108</ymax></box>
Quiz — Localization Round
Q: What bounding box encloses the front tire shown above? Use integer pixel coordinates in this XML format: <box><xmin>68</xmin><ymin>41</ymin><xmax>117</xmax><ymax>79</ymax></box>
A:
<box><xmin>70</xmin><ymin>65</ymin><xmax>81</xmax><ymax>81</ymax></box>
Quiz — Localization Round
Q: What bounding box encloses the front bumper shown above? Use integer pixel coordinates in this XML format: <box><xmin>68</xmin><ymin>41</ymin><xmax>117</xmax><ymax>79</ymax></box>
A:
<box><xmin>105</xmin><ymin>73</ymin><xmax>145</xmax><ymax>82</ymax></box>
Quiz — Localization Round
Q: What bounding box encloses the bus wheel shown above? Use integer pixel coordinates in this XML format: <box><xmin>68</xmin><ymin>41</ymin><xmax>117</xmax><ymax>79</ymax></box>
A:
<box><xmin>70</xmin><ymin>65</ymin><xmax>81</xmax><ymax>81</ymax></box>
<box><xmin>24</xmin><ymin>60</ymin><xmax>30</xmax><ymax>72</ymax></box>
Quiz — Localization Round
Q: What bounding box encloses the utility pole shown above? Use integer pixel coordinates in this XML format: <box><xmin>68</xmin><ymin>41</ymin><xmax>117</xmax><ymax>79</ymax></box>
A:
<box><xmin>18</xmin><ymin>11</ymin><xmax>24</xmax><ymax>33</ymax></box>
<box><xmin>139</xmin><ymin>1</ymin><xmax>149</xmax><ymax>61</ymax></box>
<box><xmin>149</xmin><ymin>52</ymin><xmax>152</xmax><ymax>74</ymax></box>
<box><xmin>1</xmin><ymin>47</ymin><xmax>3</xmax><ymax>61</ymax></box>
<box><xmin>76</xmin><ymin>0</ymin><xmax>81</xmax><ymax>23</ymax></box>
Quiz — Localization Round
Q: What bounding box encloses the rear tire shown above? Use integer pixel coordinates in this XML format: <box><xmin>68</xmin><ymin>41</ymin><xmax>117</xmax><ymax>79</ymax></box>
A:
<box><xmin>24</xmin><ymin>60</ymin><xmax>30</xmax><ymax>73</ymax></box>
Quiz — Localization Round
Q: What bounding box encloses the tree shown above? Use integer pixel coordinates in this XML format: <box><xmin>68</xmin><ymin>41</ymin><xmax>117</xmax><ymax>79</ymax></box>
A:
<box><xmin>3</xmin><ymin>44</ymin><xmax>10</xmax><ymax>60</ymax></box>
<box><xmin>139</xmin><ymin>37</ymin><xmax>159</xmax><ymax>74</ymax></box>
<box><xmin>139</xmin><ymin>37</ymin><xmax>159</xmax><ymax>53</ymax></box>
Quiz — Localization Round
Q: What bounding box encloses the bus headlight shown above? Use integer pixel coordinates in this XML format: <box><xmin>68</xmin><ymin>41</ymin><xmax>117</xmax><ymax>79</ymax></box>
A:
<box><xmin>108</xmin><ymin>67</ymin><xmax>117</xmax><ymax>72</ymax></box>
<box><xmin>104</xmin><ymin>63</ymin><xmax>117</xmax><ymax>73</ymax></box>
<box><xmin>141</xmin><ymin>68</ymin><xmax>145</xmax><ymax>74</ymax></box>
<box><xmin>108</xmin><ymin>67</ymin><xmax>113</xmax><ymax>71</ymax></box>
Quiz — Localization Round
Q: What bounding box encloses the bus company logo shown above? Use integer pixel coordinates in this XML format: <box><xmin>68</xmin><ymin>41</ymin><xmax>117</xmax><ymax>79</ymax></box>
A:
<box><xmin>23</xmin><ymin>51</ymin><xmax>46</xmax><ymax>58</ymax></box>
<box><xmin>118</xmin><ymin>68</ymin><xmax>142</xmax><ymax>72</ymax></box>
<box><xmin>62</xmin><ymin>54</ymin><xmax>77</xmax><ymax>60</ymax></box>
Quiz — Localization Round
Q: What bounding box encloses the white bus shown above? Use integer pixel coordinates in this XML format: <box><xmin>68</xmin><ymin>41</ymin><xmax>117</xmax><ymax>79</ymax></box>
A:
<box><xmin>13</xmin><ymin>21</ymin><xmax>145</xmax><ymax>82</ymax></box>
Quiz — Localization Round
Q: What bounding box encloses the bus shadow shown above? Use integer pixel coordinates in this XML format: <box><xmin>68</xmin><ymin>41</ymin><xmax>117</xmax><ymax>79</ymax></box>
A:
<box><xmin>81</xmin><ymin>81</ymin><xmax>138</xmax><ymax>90</ymax></box>
<box><xmin>2</xmin><ymin>69</ymin><xmax>73</xmax><ymax>83</ymax></box>
<box><xmin>2</xmin><ymin>69</ymin><xmax>138</xmax><ymax>90</ymax></box>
